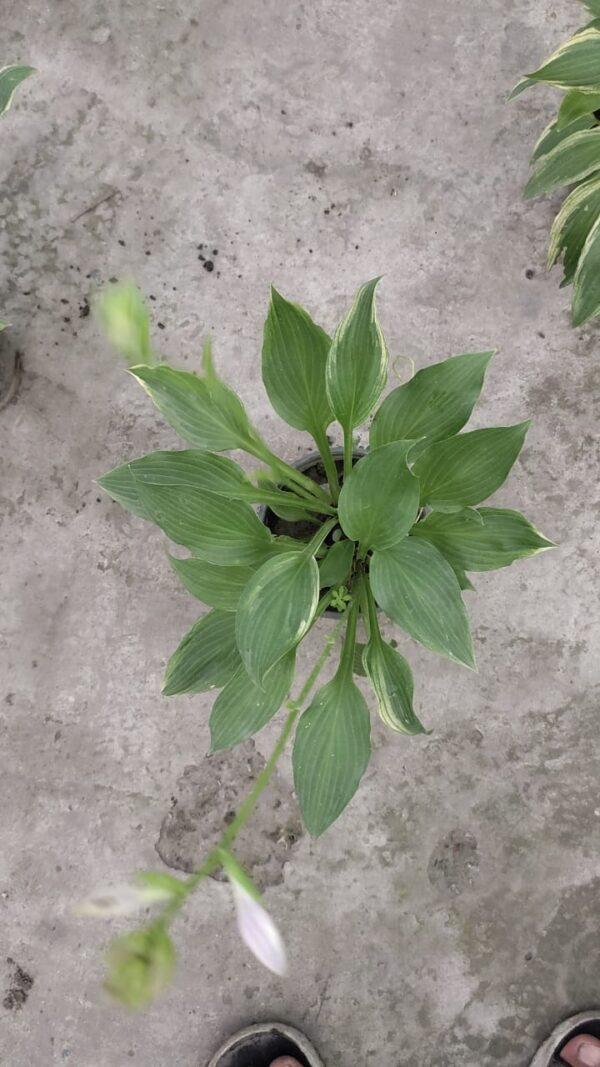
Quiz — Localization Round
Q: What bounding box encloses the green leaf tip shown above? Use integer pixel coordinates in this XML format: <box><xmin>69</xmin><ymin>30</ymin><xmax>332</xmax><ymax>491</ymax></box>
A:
<box><xmin>0</xmin><ymin>65</ymin><xmax>36</xmax><ymax>117</ymax></box>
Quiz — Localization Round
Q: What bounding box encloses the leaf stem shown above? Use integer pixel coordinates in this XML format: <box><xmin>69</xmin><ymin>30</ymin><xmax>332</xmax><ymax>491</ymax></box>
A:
<box><xmin>303</xmin><ymin>516</ymin><xmax>338</xmax><ymax>558</ymax></box>
<box><xmin>157</xmin><ymin>614</ymin><xmax>346</xmax><ymax>927</ymax></box>
<box><xmin>251</xmin><ymin>489</ymin><xmax>337</xmax><ymax>517</ymax></box>
<box><xmin>312</xmin><ymin>425</ymin><xmax>340</xmax><ymax>503</ymax></box>
<box><xmin>343</xmin><ymin>426</ymin><xmax>354</xmax><ymax>483</ymax></box>
<box><xmin>250</xmin><ymin>442</ymin><xmax>331</xmax><ymax>504</ymax></box>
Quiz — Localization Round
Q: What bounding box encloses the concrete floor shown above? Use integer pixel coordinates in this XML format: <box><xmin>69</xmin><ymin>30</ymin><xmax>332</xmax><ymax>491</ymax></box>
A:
<box><xmin>2</xmin><ymin>1</ymin><xmax>600</xmax><ymax>1064</ymax></box>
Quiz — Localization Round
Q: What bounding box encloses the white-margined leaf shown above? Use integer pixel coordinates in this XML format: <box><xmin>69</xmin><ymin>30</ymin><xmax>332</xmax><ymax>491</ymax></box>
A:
<box><xmin>531</xmin><ymin>114</ymin><xmax>598</xmax><ymax>162</ymax></box>
<box><xmin>572</xmin><ymin>209</ymin><xmax>600</xmax><ymax>323</ymax></box>
<box><xmin>132</xmin><ymin>479</ymin><xmax>273</xmax><ymax>565</ymax></box>
<box><xmin>410</xmin><ymin>507</ymin><xmax>554</xmax><ymax>571</ymax></box>
<box><xmin>0</xmin><ymin>64</ymin><xmax>35</xmax><ymax>116</ymax></box>
<box><xmin>262</xmin><ymin>287</ymin><xmax>333</xmax><ymax>435</ymax></box>
<box><xmin>369</xmin><ymin>538</ymin><xmax>475</xmax><ymax>668</ymax></box>
<box><xmin>547</xmin><ymin>173</ymin><xmax>600</xmax><ymax>284</ymax></box>
<box><xmin>236</xmin><ymin>551</ymin><xmax>319</xmax><ymax>684</ymax></box>
<box><xmin>526</xmin><ymin>28</ymin><xmax>600</xmax><ymax>92</ymax></box>
<box><xmin>363</xmin><ymin>637</ymin><xmax>426</xmax><ymax>735</ymax></box>
<box><xmin>370</xmin><ymin>351</ymin><xmax>494</xmax><ymax>451</ymax></box>
<box><xmin>162</xmin><ymin>610</ymin><xmax>241</xmax><ymax>695</ymax></box>
<box><xmin>411</xmin><ymin>423</ymin><xmax>530</xmax><ymax>507</ymax></box>
<box><xmin>325</xmin><ymin>278</ymin><xmax>387</xmax><ymax>431</ymax></box>
<box><xmin>525</xmin><ymin>129</ymin><xmax>600</xmax><ymax>199</ymax></box>
<box><xmin>338</xmin><ymin>443</ymin><xmax>420</xmax><ymax>550</ymax></box>
<box><xmin>210</xmin><ymin>651</ymin><xmax>296</xmax><ymax>751</ymax></box>
<box><xmin>130</xmin><ymin>353</ymin><xmax>257</xmax><ymax>452</ymax></box>
<box><xmin>557</xmin><ymin>89</ymin><xmax>600</xmax><ymax>129</ymax></box>
<box><xmin>168</xmin><ymin>556</ymin><xmax>255</xmax><ymax>611</ymax></box>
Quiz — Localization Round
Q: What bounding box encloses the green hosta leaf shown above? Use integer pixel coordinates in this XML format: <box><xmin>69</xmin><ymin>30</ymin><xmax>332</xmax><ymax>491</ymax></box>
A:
<box><xmin>547</xmin><ymin>173</ymin><xmax>600</xmax><ymax>285</ymax></box>
<box><xmin>452</xmin><ymin>565</ymin><xmax>475</xmax><ymax>592</ymax></box>
<box><xmin>412</xmin><ymin>423</ymin><xmax>530</xmax><ymax>507</ymax></box>
<box><xmin>557</xmin><ymin>89</ymin><xmax>600</xmax><ymax>129</ymax></box>
<box><xmin>507</xmin><ymin>76</ymin><xmax>536</xmax><ymax>101</ymax></box>
<box><xmin>262</xmin><ymin>287</ymin><xmax>333</xmax><ymax>435</ymax></box>
<box><xmin>525</xmin><ymin>129</ymin><xmax>600</xmax><ymax>199</ymax></box>
<box><xmin>293</xmin><ymin>611</ymin><xmax>370</xmax><ymax>836</ymax></box>
<box><xmin>132</xmin><ymin>480</ymin><xmax>272</xmax><ymax>565</ymax></box>
<box><xmin>97</xmin><ymin>283</ymin><xmax>153</xmax><ymax>366</ymax></box>
<box><xmin>318</xmin><ymin>539</ymin><xmax>355</xmax><ymax>587</ymax></box>
<box><xmin>210</xmin><ymin>651</ymin><xmax>296</xmax><ymax>751</ymax></box>
<box><xmin>429</xmin><ymin>502</ymin><xmax>483</xmax><ymax>523</ymax></box>
<box><xmin>131</xmin><ymin>351</ymin><xmax>257</xmax><ymax>452</ymax></box>
<box><xmin>162</xmin><ymin>610</ymin><xmax>241</xmax><ymax>695</ymax></box>
<box><xmin>99</xmin><ymin>449</ymin><xmax>251</xmax><ymax>518</ymax></box>
<box><xmin>526</xmin><ymin>28</ymin><xmax>600</xmax><ymax>92</ymax></box>
<box><xmin>338</xmin><ymin>442</ymin><xmax>420</xmax><ymax>551</ymax></box>
<box><xmin>325</xmin><ymin>278</ymin><xmax>387</xmax><ymax>431</ymax></box>
<box><xmin>363</xmin><ymin>637</ymin><xmax>426</xmax><ymax>735</ymax></box>
<box><xmin>531</xmin><ymin>115</ymin><xmax>598</xmax><ymax>162</ymax></box>
<box><xmin>411</xmin><ymin>507</ymin><xmax>554</xmax><ymax>571</ymax></box>
<box><xmin>584</xmin><ymin>0</ymin><xmax>600</xmax><ymax>16</ymax></box>
<box><xmin>105</xmin><ymin>924</ymin><xmax>175</xmax><ymax>1009</ymax></box>
<box><xmin>370</xmin><ymin>351</ymin><xmax>494</xmax><ymax>451</ymax></box>
<box><xmin>572</xmin><ymin>210</ymin><xmax>600</xmax><ymax>323</ymax></box>
<box><xmin>236</xmin><ymin>551</ymin><xmax>319</xmax><ymax>684</ymax></box>
<box><xmin>0</xmin><ymin>65</ymin><xmax>35</xmax><ymax>117</ymax></box>
<box><xmin>370</xmin><ymin>538</ymin><xmax>475</xmax><ymax>668</ymax></box>
<box><xmin>168</xmin><ymin>556</ymin><xmax>255</xmax><ymax>611</ymax></box>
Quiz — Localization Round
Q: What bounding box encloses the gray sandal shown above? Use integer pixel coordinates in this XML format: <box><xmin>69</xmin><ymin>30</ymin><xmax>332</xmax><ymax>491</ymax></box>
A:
<box><xmin>530</xmin><ymin>1010</ymin><xmax>600</xmax><ymax>1066</ymax></box>
<box><xmin>207</xmin><ymin>1022</ymin><xmax>324</xmax><ymax>1067</ymax></box>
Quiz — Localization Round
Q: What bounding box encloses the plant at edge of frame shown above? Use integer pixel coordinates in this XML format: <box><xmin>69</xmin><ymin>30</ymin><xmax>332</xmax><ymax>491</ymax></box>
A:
<box><xmin>0</xmin><ymin>64</ymin><xmax>35</xmax><ymax>334</ymax></box>
<box><xmin>86</xmin><ymin>277</ymin><xmax>554</xmax><ymax>1007</ymax></box>
<box><xmin>510</xmin><ymin>0</ymin><xmax>600</xmax><ymax>325</ymax></box>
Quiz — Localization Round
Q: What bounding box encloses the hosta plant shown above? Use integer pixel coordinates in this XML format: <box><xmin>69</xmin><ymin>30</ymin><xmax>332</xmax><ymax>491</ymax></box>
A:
<box><xmin>511</xmin><ymin>0</ymin><xmax>600</xmax><ymax>324</ymax></box>
<box><xmin>89</xmin><ymin>278</ymin><xmax>553</xmax><ymax>1007</ymax></box>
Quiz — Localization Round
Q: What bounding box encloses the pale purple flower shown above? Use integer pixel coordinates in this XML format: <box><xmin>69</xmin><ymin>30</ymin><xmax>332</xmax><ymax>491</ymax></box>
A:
<box><xmin>230</xmin><ymin>879</ymin><xmax>287</xmax><ymax>976</ymax></box>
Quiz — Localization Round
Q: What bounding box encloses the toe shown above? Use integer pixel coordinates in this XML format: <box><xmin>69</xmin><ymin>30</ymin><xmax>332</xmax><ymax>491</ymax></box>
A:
<box><xmin>561</xmin><ymin>1034</ymin><xmax>600</xmax><ymax>1066</ymax></box>
<box><xmin>270</xmin><ymin>1059</ymin><xmax>304</xmax><ymax>1067</ymax></box>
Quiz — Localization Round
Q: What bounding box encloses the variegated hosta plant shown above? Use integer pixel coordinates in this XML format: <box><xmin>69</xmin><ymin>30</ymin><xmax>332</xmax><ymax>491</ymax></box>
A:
<box><xmin>511</xmin><ymin>0</ymin><xmax>600</xmax><ymax>324</ymax></box>
<box><xmin>89</xmin><ymin>279</ymin><xmax>553</xmax><ymax>1008</ymax></box>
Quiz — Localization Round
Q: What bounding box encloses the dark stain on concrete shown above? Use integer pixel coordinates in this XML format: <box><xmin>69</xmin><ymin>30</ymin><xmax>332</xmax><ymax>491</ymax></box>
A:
<box><xmin>428</xmin><ymin>829</ymin><xmax>480</xmax><ymax>896</ymax></box>
<box><xmin>155</xmin><ymin>741</ymin><xmax>303</xmax><ymax>889</ymax></box>
<box><xmin>3</xmin><ymin>958</ymin><xmax>34</xmax><ymax>1011</ymax></box>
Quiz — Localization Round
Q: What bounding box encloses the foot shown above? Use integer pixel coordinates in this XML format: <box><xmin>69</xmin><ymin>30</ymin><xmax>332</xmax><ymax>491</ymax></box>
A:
<box><xmin>561</xmin><ymin>1035</ymin><xmax>600</xmax><ymax>1065</ymax></box>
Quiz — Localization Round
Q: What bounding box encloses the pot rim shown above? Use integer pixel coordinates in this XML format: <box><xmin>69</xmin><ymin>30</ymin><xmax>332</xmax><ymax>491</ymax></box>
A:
<box><xmin>206</xmin><ymin>1020</ymin><xmax>324</xmax><ymax>1067</ymax></box>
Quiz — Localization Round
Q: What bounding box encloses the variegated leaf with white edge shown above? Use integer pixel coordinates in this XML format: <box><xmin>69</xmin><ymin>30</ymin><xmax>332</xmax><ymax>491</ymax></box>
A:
<box><xmin>369</xmin><ymin>538</ymin><xmax>475</xmax><ymax>669</ymax></box>
<box><xmin>411</xmin><ymin>423</ymin><xmax>530</xmax><ymax>508</ymax></box>
<box><xmin>525</xmin><ymin>129</ymin><xmax>600</xmax><ymax>199</ymax></box>
<box><xmin>236</xmin><ymin>551</ymin><xmax>319</xmax><ymax>684</ymax></box>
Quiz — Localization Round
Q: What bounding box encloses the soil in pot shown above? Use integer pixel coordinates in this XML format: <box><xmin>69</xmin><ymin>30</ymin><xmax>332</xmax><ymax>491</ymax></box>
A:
<box><xmin>259</xmin><ymin>450</ymin><xmax>361</xmax><ymax>618</ymax></box>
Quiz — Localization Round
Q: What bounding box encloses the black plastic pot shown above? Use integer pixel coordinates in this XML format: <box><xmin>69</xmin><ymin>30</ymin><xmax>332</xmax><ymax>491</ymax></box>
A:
<box><xmin>257</xmin><ymin>446</ymin><xmax>364</xmax><ymax>619</ymax></box>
